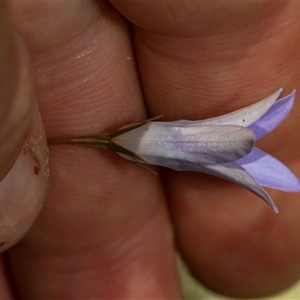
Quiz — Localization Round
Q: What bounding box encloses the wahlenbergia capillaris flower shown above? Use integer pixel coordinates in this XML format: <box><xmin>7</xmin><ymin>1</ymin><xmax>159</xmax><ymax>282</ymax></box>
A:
<box><xmin>49</xmin><ymin>89</ymin><xmax>300</xmax><ymax>213</ymax></box>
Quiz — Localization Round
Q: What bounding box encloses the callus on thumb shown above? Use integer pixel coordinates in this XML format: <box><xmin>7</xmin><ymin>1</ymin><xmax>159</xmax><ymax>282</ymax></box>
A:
<box><xmin>0</xmin><ymin>4</ymin><xmax>48</xmax><ymax>252</ymax></box>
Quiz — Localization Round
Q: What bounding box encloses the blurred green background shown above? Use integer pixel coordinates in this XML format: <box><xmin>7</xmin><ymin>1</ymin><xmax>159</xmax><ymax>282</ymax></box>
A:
<box><xmin>178</xmin><ymin>256</ymin><xmax>300</xmax><ymax>300</ymax></box>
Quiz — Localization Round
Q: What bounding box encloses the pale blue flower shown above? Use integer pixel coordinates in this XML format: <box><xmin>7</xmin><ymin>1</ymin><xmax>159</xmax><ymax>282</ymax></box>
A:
<box><xmin>49</xmin><ymin>89</ymin><xmax>300</xmax><ymax>212</ymax></box>
<box><xmin>112</xmin><ymin>89</ymin><xmax>300</xmax><ymax>212</ymax></box>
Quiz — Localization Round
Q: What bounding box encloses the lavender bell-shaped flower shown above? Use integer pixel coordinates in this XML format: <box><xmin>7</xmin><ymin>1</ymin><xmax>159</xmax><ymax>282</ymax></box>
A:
<box><xmin>49</xmin><ymin>89</ymin><xmax>300</xmax><ymax>213</ymax></box>
<box><xmin>111</xmin><ymin>89</ymin><xmax>300</xmax><ymax>213</ymax></box>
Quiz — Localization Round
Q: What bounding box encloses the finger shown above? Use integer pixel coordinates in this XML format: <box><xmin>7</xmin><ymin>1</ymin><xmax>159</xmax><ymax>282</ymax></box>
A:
<box><xmin>111</xmin><ymin>1</ymin><xmax>300</xmax><ymax>298</ymax></box>
<box><xmin>0</xmin><ymin>2</ymin><xmax>32</xmax><ymax>179</ymax></box>
<box><xmin>0</xmin><ymin>3</ymin><xmax>48</xmax><ymax>253</ymax></box>
<box><xmin>0</xmin><ymin>3</ymin><xmax>48</xmax><ymax>297</ymax></box>
<box><xmin>7</xmin><ymin>1</ymin><xmax>180</xmax><ymax>298</ymax></box>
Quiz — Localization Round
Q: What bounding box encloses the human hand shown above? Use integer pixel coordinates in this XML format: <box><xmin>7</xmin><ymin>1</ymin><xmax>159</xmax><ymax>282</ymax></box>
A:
<box><xmin>2</xmin><ymin>1</ymin><xmax>300</xmax><ymax>299</ymax></box>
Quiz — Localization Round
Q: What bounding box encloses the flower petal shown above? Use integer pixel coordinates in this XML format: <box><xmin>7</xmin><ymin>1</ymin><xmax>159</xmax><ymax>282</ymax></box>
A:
<box><xmin>249</xmin><ymin>90</ymin><xmax>296</xmax><ymax>140</ymax></box>
<box><xmin>112</xmin><ymin>123</ymin><xmax>254</xmax><ymax>165</ymax></box>
<box><xmin>163</xmin><ymin>159</ymin><xmax>278</xmax><ymax>213</ymax></box>
<box><xmin>203</xmin><ymin>162</ymin><xmax>278</xmax><ymax>213</ymax></box>
<box><xmin>236</xmin><ymin>147</ymin><xmax>300</xmax><ymax>191</ymax></box>
<box><xmin>177</xmin><ymin>89</ymin><xmax>282</xmax><ymax>128</ymax></box>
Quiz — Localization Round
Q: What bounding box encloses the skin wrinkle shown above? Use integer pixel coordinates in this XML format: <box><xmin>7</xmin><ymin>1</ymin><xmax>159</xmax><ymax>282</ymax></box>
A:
<box><xmin>31</xmin><ymin>6</ymin><xmax>144</xmax><ymax>137</ymax></box>
<box><xmin>132</xmin><ymin>4</ymin><xmax>299</xmax><ymax>121</ymax></box>
<box><xmin>112</xmin><ymin>2</ymin><xmax>280</xmax><ymax>36</ymax></box>
<box><xmin>9</xmin><ymin>1</ymin><xmax>102</xmax><ymax>53</ymax></box>
<box><xmin>16</xmin><ymin>197</ymin><xmax>169</xmax><ymax>274</ymax></box>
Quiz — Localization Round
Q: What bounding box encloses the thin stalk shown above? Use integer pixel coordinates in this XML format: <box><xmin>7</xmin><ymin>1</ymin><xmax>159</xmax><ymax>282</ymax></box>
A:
<box><xmin>48</xmin><ymin>135</ymin><xmax>111</xmax><ymax>149</ymax></box>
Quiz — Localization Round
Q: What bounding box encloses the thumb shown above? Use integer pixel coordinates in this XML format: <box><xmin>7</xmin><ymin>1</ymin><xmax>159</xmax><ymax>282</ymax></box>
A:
<box><xmin>0</xmin><ymin>2</ymin><xmax>35</xmax><ymax>179</ymax></box>
<box><xmin>0</xmin><ymin>3</ymin><xmax>48</xmax><ymax>252</ymax></box>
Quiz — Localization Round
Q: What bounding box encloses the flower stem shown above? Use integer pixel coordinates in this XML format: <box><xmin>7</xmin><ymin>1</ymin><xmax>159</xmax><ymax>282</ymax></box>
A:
<box><xmin>48</xmin><ymin>135</ymin><xmax>111</xmax><ymax>149</ymax></box>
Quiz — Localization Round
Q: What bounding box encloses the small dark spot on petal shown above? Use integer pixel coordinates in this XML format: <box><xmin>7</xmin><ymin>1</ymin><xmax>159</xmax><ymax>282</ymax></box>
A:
<box><xmin>34</xmin><ymin>165</ymin><xmax>40</xmax><ymax>175</ymax></box>
<box><xmin>243</xmin><ymin>119</ymin><xmax>245</xmax><ymax>122</ymax></box>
